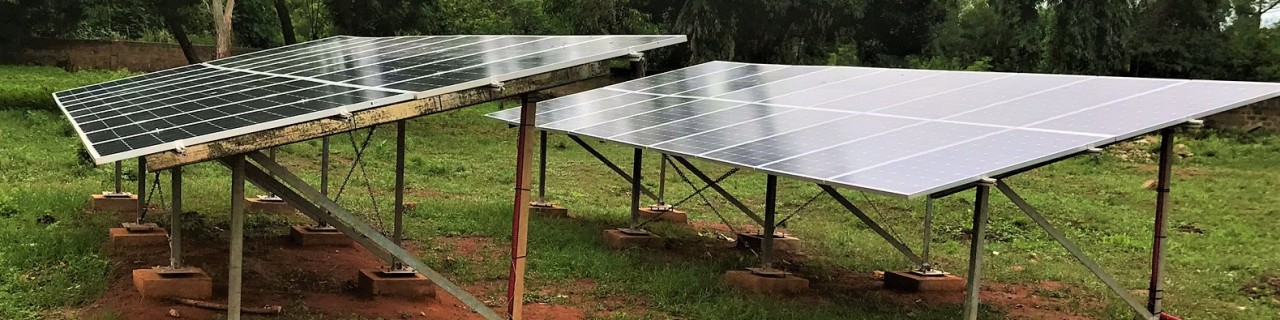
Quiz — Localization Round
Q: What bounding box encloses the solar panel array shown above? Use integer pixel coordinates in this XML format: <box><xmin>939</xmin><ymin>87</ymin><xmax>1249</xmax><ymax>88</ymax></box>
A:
<box><xmin>56</xmin><ymin>35</ymin><xmax>687</xmax><ymax>165</ymax></box>
<box><xmin>488</xmin><ymin>61</ymin><xmax>1280</xmax><ymax>198</ymax></box>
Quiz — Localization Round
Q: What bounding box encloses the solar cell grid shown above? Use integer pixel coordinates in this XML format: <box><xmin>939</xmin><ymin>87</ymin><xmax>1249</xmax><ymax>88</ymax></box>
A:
<box><xmin>487</xmin><ymin>61</ymin><xmax>1280</xmax><ymax>197</ymax></box>
<box><xmin>57</xmin><ymin>34</ymin><xmax>688</xmax><ymax>164</ymax></box>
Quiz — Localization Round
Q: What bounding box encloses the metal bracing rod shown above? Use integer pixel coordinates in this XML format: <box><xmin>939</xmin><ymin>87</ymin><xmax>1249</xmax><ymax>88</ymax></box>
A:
<box><xmin>761</xmin><ymin>175</ymin><xmax>778</xmax><ymax>270</ymax></box>
<box><xmin>818</xmin><ymin>185</ymin><xmax>923</xmax><ymax>266</ymax></box>
<box><xmin>114</xmin><ymin>161</ymin><xmax>123</xmax><ymax>194</ymax></box>
<box><xmin>963</xmin><ymin>182</ymin><xmax>992</xmax><ymax>320</ymax></box>
<box><xmin>671</xmin><ymin>156</ymin><xmax>765</xmax><ymax>225</ymax></box>
<box><xmin>671</xmin><ymin>167</ymin><xmax>739</xmax><ymax>207</ymax></box>
<box><xmin>657</xmin><ymin>154</ymin><xmax>668</xmax><ymax>206</ymax></box>
<box><xmin>567</xmin><ymin>135</ymin><xmax>659</xmax><ymax>201</ymax></box>
<box><xmin>169</xmin><ymin>166</ymin><xmax>183</xmax><ymax>269</ymax></box>
<box><xmin>136</xmin><ymin>157</ymin><xmax>147</xmax><ymax>223</ymax></box>
<box><xmin>318</xmin><ymin>136</ymin><xmax>331</xmax><ymax>227</ymax></box>
<box><xmin>239</xmin><ymin>152</ymin><xmax>503</xmax><ymax>320</ymax></box>
<box><xmin>507</xmin><ymin>96</ymin><xmax>537</xmax><ymax>320</ymax></box>
<box><xmin>629</xmin><ymin>148</ymin><xmax>643</xmax><ymax>230</ymax></box>
<box><xmin>392</xmin><ymin>120</ymin><xmax>407</xmax><ymax>270</ymax></box>
<box><xmin>1149</xmin><ymin>128</ymin><xmax>1174</xmax><ymax>316</ymax></box>
<box><xmin>228</xmin><ymin>155</ymin><xmax>245</xmax><ymax>320</ymax></box>
<box><xmin>537</xmin><ymin>130</ymin><xmax>548</xmax><ymax>203</ymax></box>
<box><xmin>922</xmin><ymin>197</ymin><xmax>934</xmax><ymax>271</ymax></box>
<box><xmin>996</xmin><ymin>180</ymin><xmax>1155</xmax><ymax>319</ymax></box>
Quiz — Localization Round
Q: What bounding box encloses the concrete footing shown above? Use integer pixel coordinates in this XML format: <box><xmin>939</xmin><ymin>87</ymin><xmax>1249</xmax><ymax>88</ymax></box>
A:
<box><xmin>109</xmin><ymin>227</ymin><xmax>169</xmax><ymax>248</ymax></box>
<box><xmin>638</xmin><ymin>207</ymin><xmax>687</xmax><ymax>224</ymax></box>
<box><xmin>289</xmin><ymin>225</ymin><xmax>353</xmax><ymax>246</ymax></box>
<box><xmin>356</xmin><ymin>269</ymin><xmax>435</xmax><ymax>299</ymax></box>
<box><xmin>736</xmin><ymin>232</ymin><xmax>801</xmax><ymax>253</ymax></box>
<box><xmin>723</xmin><ymin>270</ymin><xmax>809</xmax><ymax>294</ymax></box>
<box><xmin>246</xmin><ymin>197</ymin><xmax>297</xmax><ymax>215</ymax></box>
<box><xmin>883</xmin><ymin>271</ymin><xmax>966</xmax><ymax>292</ymax></box>
<box><xmin>132</xmin><ymin>268</ymin><xmax>213</xmax><ymax>299</ymax></box>
<box><xmin>90</xmin><ymin>194</ymin><xmax>137</xmax><ymax>213</ymax></box>
<box><xmin>530</xmin><ymin>203</ymin><xmax>569</xmax><ymax>218</ymax></box>
<box><xmin>601</xmin><ymin>229</ymin><xmax>663</xmax><ymax>250</ymax></box>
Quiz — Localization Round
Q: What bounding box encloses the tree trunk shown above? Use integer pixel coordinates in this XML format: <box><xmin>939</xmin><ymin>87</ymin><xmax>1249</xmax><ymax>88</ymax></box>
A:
<box><xmin>211</xmin><ymin>0</ymin><xmax>236</xmax><ymax>59</ymax></box>
<box><xmin>273</xmin><ymin>0</ymin><xmax>297</xmax><ymax>45</ymax></box>
<box><xmin>158</xmin><ymin>0</ymin><xmax>201</xmax><ymax>63</ymax></box>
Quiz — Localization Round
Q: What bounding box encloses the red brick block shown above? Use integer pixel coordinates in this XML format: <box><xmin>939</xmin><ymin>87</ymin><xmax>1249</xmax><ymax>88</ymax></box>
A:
<box><xmin>289</xmin><ymin>225</ymin><xmax>353</xmax><ymax>247</ymax></box>
<box><xmin>723</xmin><ymin>270</ymin><xmax>809</xmax><ymax>294</ymax></box>
<box><xmin>883</xmin><ymin>271</ymin><xmax>966</xmax><ymax>292</ymax></box>
<box><xmin>601</xmin><ymin>229</ymin><xmax>663</xmax><ymax>250</ymax></box>
<box><xmin>90</xmin><ymin>194</ymin><xmax>138</xmax><ymax>213</ymax></box>
<box><xmin>356</xmin><ymin>269</ymin><xmax>435</xmax><ymax>300</ymax></box>
<box><xmin>530</xmin><ymin>203</ymin><xmax>569</xmax><ymax>218</ymax></box>
<box><xmin>736</xmin><ymin>232</ymin><xmax>801</xmax><ymax>254</ymax></box>
<box><xmin>109</xmin><ymin>227</ymin><xmax>168</xmax><ymax>248</ymax></box>
<box><xmin>132</xmin><ymin>268</ymin><xmax>213</xmax><ymax>300</ymax></box>
<box><xmin>638</xmin><ymin>207</ymin><xmax>687</xmax><ymax>224</ymax></box>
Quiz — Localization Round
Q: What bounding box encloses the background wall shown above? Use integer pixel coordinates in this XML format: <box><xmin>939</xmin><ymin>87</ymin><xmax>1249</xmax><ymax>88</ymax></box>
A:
<box><xmin>19</xmin><ymin>38</ymin><xmax>252</xmax><ymax>72</ymax></box>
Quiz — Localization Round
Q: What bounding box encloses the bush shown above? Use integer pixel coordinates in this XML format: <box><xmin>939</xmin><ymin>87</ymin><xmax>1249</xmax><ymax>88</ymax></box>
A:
<box><xmin>0</xmin><ymin>65</ymin><xmax>134</xmax><ymax>112</ymax></box>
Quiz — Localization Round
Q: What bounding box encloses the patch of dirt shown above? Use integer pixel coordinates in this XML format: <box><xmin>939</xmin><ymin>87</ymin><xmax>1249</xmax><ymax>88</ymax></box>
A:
<box><xmin>1242</xmin><ymin>274</ymin><xmax>1280</xmax><ymax>304</ymax></box>
<box><xmin>817</xmin><ymin>270</ymin><xmax>1099</xmax><ymax>320</ymax></box>
<box><xmin>1134</xmin><ymin>164</ymin><xmax>1211</xmax><ymax>177</ymax></box>
<box><xmin>73</xmin><ymin>233</ymin><xmax>513</xmax><ymax>320</ymax></box>
<box><xmin>440</xmin><ymin>236</ymin><xmax>500</xmax><ymax>262</ymax></box>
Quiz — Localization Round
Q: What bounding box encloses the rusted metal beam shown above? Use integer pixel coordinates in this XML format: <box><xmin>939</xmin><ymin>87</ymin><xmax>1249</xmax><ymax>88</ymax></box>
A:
<box><xmin>145</xmin><ymin>61</ymin><xmax>612</xmax><ymax>171</ymax></box>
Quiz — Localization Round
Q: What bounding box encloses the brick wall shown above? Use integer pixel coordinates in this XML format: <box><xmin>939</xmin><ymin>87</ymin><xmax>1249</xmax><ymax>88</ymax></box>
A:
<box><xmin>20</xmin><ymin>38</ymin><xmax>253</xmax><ymax>72</ymax></box>
<box><xmin>1207</xmin><ymin>97</ymin><xmax>1280</xmax><ymax>133</ymax></box>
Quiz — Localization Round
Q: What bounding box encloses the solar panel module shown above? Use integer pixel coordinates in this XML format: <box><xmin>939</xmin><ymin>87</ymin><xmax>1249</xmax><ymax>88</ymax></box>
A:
<box><xmin>56</xmin><ymin>35</ymin><xmax>687</xmax><ymax>165</ymax></box>
<box><xmin>488</xmin><ymin>61</ymin><xmax>1280</xmax><ymax>198</ymax></box>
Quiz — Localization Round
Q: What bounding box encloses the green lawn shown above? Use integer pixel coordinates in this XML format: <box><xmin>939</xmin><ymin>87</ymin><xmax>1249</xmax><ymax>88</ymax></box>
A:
<box><xmin>1</xmin><ymin>65</ymin><xmax>1278</xmax><ymax>319</ymax></box>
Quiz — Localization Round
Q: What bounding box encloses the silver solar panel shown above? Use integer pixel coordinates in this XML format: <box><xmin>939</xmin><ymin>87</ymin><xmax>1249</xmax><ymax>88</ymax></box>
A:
<box><xmin>56</xmin><ymin>35</ymin><xmax>687</xmax><ymax>164</ymax></box>
<box><xmin>487</xmin><ymin>61</ymin><xmax>1280</xmax><ymax>198</ymax></box>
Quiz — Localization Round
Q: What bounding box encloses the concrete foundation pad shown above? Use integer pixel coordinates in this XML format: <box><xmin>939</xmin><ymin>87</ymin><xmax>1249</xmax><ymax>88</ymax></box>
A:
<box><xmin>723</xmin><ymin>270</ymin><xmax>809</xmax><ymax>294</ymax></box>
<box><xmin>90</xmin><ymin>194</ymin><xmax>138</xmax><ymax>213</ymax></box>
<box><xmin>638</xmin><ymin>207</ymin><xmax>687</xmax><ymax>224</ymax></box>
<box><xmin>601</xmin><ymin>229</ymin><xmax>663</xmax><ymax>250</ymax></box>
<box><xmin>289</xmin><ymin>225</ymin><xmax>353</xmax><ymax>246</ymax></box>
<box><xmin>246</xmin><ymin>197</ymin><xmax>297</xmax><ymax>215</ymax></box>
<box><xmin>883</xmin><ymin>271</ymin><xmax>966</xmax><ymax>292</ymax></box>
<box><xmin>109</xmin><ymin>227</ymin><xmax>169</xmax><ymax>248</ymax></box>
<box><xmin>736</xmin><ymin>232</ymin><xmax>801</xmax><ymax>253</ymax></box>
<box><xmin>530</xmin><ymin>204</ymin><xmax>569</xmax><ymax>218</ymax></box>
<box><xmin>356</xmin><ymin>269</ymin><xmax>435</xmax><ymax>300</ymax></box>
<box><xmin>132</xmin><ymin>268</ymin><xmax>213</xmax><ymax>299</ymax></box>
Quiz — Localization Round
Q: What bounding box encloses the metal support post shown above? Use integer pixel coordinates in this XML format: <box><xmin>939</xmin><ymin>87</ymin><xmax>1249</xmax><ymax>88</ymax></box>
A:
<box><xmin>997</xmin><ymin>180</ymin><xmax>1155</xmax><ymax>319</ymax></box>
<box><xmin>169</xmin><ymin>166</ymin><xmax>183</xmax><ymax>269</ymax></box>
<box><xmin>819</xmin><ymin>185</ymin><xmax>923</xmax><ymax>265</ymax></box>
<box><xmin>918</xmin><ymin>197</ymin><xmax>938</xmax><ymax>274</ymax></box>
<box><xmin>317</xmin><ymin>136</ymin><xmax>331</xmax><ymax>228</ymax></box>
<box><xmin>654</xmin><ymin>154</ymin><xmax>669</xmax><ymax>210</ymax></box>
<box><xmin>392</xmin><ymin>121</ymin><xmax>407</xmax><ymax>270</ymax></box>
<box><xmin>761</xmin><ymin>175</ymin><xmax>778</xmax><ymax>270</ymax></box>
<box><xmin>1149</xmin><ymin>128</ymin><xmax>1175</xmax><ymax>317</ymax></box>
<box><xmin>114</xmin><ymin>161</ymin><xmax>124</xmax><ymax>195</ymax></box>
<box><xmin>228</xmin><ymin>155</ymin><xmax>246</xmax><ymax>320</ymax></box>
<box><xmin>964</xmin><ymin>180</ymin><xmax>993</xmax><ymax>320</ymax></box>
<box><xmin>626</xmin><ymin>148</ymin><xmax>645</xmax><ymax>232</ymax></box>
<box><xmin>262</xmin><ymin>148</ymin><xmax>282</xmax><ymax>201</ymax></box>
<box><xmin>136</xmin><ymin>157</ymin><xmax>147</xmax><ymax>223</ymax></box>
<box><xmin>630</xmin><ymin>53</ymin><xmax>647</xmax><ymax>78</ymax></box>
<box><xmin>535</xmin><ymin>130</ymin><xmax>548</xmax><ymax>205</ymax></box>
<box><xmin>507</xmin><ymin>95</ymin><xmax>537</xmax><ymax>320</ymax></box>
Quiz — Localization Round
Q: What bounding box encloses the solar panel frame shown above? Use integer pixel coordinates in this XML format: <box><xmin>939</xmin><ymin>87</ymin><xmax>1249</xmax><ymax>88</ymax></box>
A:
<box><xmin>488</xmin><ymin>61</ymin><xmax>1280</xmax><ymax>198</ymax></box>
<box><xmin>57</xmin><ymin>35</ymin><xmax>687</xmax><ymax>165</ymax></box>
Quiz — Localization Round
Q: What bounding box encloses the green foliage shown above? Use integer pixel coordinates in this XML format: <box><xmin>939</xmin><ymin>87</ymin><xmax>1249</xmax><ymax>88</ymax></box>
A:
<box><xmin>0</xmin><ymin>0</ymin><xmax>85</xmax><ymax>61</ymax></box>
<box><xmin>235</xmin><ymin>0</ymin><xmax>288</xmax><ymax>48</ymax></box>
<box><xmin>908</xmin><ymin>55</ymin><xmax>994</xmax><ymax>71</ymax></box>
<box><xmin>0</xmin><ymin>66</ymin><xmax>136</xmax><ymax>112</ymax></box>
<box><xmin>1046</xmin><ymin>0</ymin><xmax>1135</xmax><ymax>75</ymax></box>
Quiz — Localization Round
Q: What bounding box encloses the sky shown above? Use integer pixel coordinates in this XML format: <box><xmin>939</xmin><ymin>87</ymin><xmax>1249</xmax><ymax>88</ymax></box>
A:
<box><xmin>1267</xmin><ymin>11</ymin><xmax>1279</xmax><ymax>27</ymax></box>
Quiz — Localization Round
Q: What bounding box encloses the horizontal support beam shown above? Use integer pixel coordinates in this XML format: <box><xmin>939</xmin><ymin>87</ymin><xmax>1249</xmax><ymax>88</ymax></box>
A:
<box><xmin>146</xmin><ymin>61</ymin><xmax>612</xmax><ymax>171</ymax></box>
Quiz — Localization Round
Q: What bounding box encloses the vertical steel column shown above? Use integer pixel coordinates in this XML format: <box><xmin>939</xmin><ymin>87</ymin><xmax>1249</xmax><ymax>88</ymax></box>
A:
<box><xmin>228</xmin><ymin>155</ymin><xmax>246</xmax><ymax>320</ymax></box>
<box><xmin>630</xmin><ymin>53</ymin><xmax>647</xmax><ymax>78</ymax></box>
<box><xmin>536</xmin><ymin>130</ymin><xmax>548</xmax><ymax>203</ymax></box>
<box><xmin>392</xmin><ymin>121</ymin><xmax>407</xmax><ymax>270</ymax></box>
<box><xmin>506</xmin><ymin>95</ymin><xmax>537</xmax><ymax>320</ymax></box>
<box><xmin>267</xmin><ymin>147</ymin><xmax>278</xmax><ymax>198</ymax></box>
<box><xmin>922</xmin><ymin>197</ymin><xmax>934</xmax><ymax>271</ymax></box>
<box><xmin>1148</xmin><ymin>128</ymin><xmax>1174</xmax><ymax>315</ymax></box>
<box><xmin>761</xmin><ymin>175</ymin><xmax>778</xmax><ymax>270</ymax></box>
<box><xmin>136</xmin><ymin>157</ymin><xmax>147</xmax><ymax>222</ymax></box>
<box><xmin>169</xmin><ymin>166</ymin><xmax>183</xmax><ymax>269</ymax></box>
<box><xmin>657</xmin><ymin>154</ymin><xmax>668</xmax><ymax>206</ymax></box>
<box><xmin>114</xmin><ymin>161</ymin><xmax>123</xmax><ymax>194</ymax></box>
<box><xmin>964</xmin><ymin>182</ymin><xmax>992</xmax><ymax>320</ymax></box>
<box><xmin>319</xmin><ymin>136</ymin><xmax>330</xmax><ymax>227</ymax></box>
<box><xmin>629</xmin><ymin>148</ymin><xmax>643</xmax><ymax>230</ymax></box>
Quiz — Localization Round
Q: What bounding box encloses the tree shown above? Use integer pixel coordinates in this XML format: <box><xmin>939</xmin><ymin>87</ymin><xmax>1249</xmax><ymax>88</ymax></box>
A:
<box><xmin>324</xmin><ymin>0</ymin><xmax>442</xmax><ymax>36</ymax></box>
<box><xmin>156</xmin><ymin>0</ymin><xmax>201</xmax><ymax>63</ymax></box>
<box><xmin>1131</xmin><ymin>0</ymin><xmax>1229</xmax><ymax>79</ymax></box>
<box><xmin>274</xmin><ymin>0</ymin><xmax>298</xmax><ymax>44</ymax></box>
<box><xmin>1046</xmin><ymin>0</ymin><xmax>1134</xmax><ymax>75</ymax></box>
<box><xmin>989</xmin><ymin>0</ymin><xmax>1041</xmax><ymax>71</ymax></box>
<box><xmin>210</xmin><ymin>0</ymin><xmax>236</xmax><ymax>58</ymax></box>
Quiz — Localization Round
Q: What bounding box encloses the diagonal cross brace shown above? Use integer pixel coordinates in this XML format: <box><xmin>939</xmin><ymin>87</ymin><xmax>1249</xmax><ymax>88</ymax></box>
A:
<box><xmin>567</xmin><ymin>135</ymin><xmax>659</xmax><ymax>201</ymax></box>
<box><xmin>671</xmin><ymin>156</ymin><xmax>764</xmax><ymax>226</ymax></box>
<box><xmin>996</xmin><ymin>180</ymin><xmax>1156</xmax><ymax>320</ymax></box>
<box><xmin>233</xmin><ymin>152</ymin><xmax>503</xmax><ymax>320</ymax></box>
<box><xmin>820</xmin><ymin>184</ymin><xmax>924</xmax><ymax>266</ymax></box>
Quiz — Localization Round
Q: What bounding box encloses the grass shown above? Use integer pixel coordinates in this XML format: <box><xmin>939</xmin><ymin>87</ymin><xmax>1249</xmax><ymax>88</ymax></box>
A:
<box><xmin>0</xmin><ymin>65</ymin><xmax>135</xmax><ymax>112</ymax></box>
<box><xmin>1</xmin><ymin>65</ymin><xmax>1279</xmax><ymax>319</ymax></box>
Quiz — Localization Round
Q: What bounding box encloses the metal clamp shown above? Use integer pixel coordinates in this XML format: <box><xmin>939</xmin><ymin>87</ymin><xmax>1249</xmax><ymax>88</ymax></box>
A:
<box><xmin>627</xmin><ymin>51</ymin><xmax>645</xmax><ymax>62</ymax></box>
